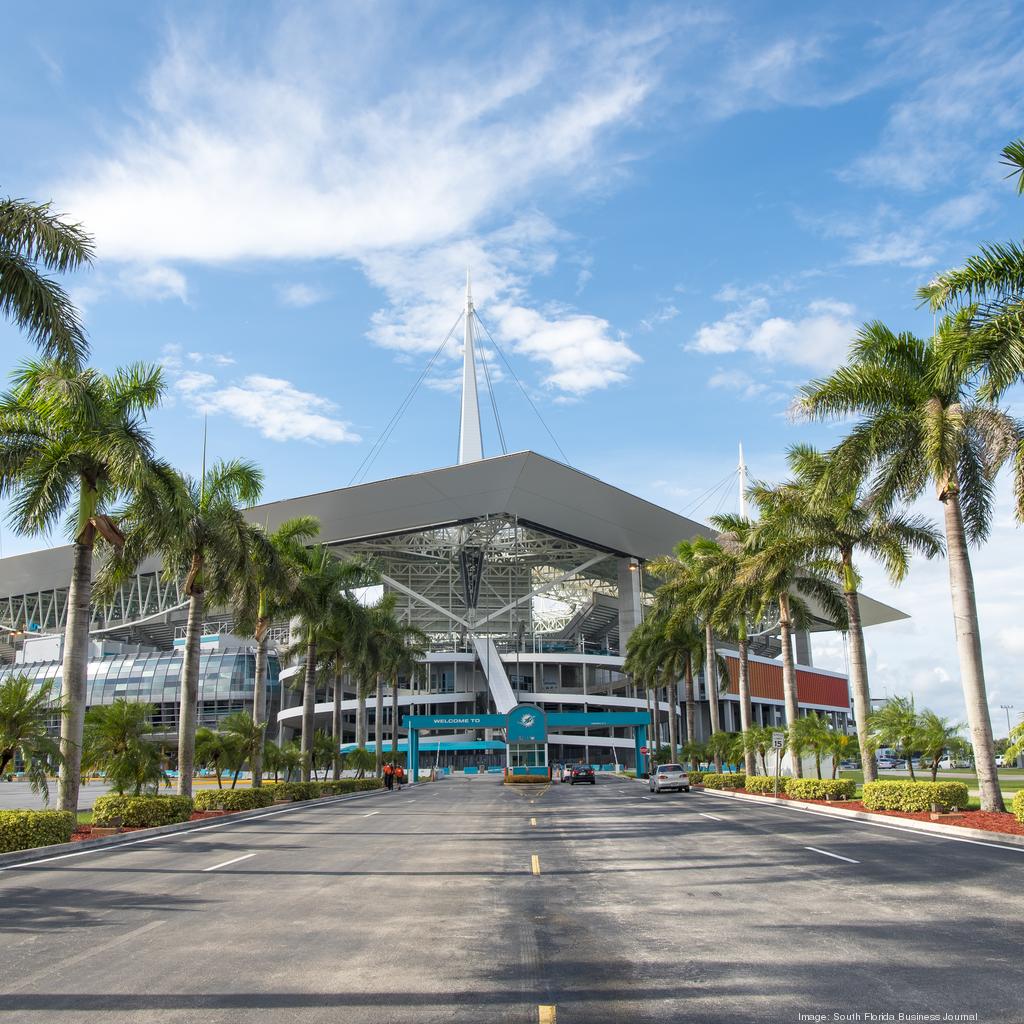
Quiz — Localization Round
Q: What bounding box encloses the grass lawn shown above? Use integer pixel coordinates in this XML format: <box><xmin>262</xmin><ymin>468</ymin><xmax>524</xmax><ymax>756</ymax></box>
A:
<box><xmin>76</xmin><ymin>810</ymin><xmax>93</xmax><ymax>825</ymax></box>
<box><xmin>838</xmin><ymin>770</ymin><xmax>1023</xmax><ymax>800</ymax></box>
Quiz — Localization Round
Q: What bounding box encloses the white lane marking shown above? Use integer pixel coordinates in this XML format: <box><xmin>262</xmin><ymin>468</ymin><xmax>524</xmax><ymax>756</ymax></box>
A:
<box><xmin>695</xmin><ymin>791</ymin><xmax>1024</xmax><ymax>854</ymax></box>
<box><xmin>804</xmin><ymin>846</ymin><xmax>859</xmax><ymax>864</ymax></box>
<box><xmin>0</xmin><ymin>789</ymin><xmax>387</xmax><ymax>871</ymax></box>
<box><xmin>362</xmin><ymin>811</ymin><xmax>380</xmax><ymax>817</ymax></box>
<box><xmin>7</xmin><ymin>918</ymin><xmax>165</xmax><ymax>992</ymax></box>
<box><xmin>641</xmin><ymin>796</ymin><xmax>652</xmax><ymax>801</ymax></box>
<box><xmin>202</xmin><ymin>852</ymin><xmax>256</xmax><ymax>872</ymax></box>
<box><xmin>699</xmin><ymin>812</ymin><xmax>724</xmax><ymax>822</ymax></box>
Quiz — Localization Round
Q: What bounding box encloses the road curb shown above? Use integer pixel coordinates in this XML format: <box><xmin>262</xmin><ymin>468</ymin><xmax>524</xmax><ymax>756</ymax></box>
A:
<box><xmin>697</xmin><ymin>787</ymin><xmax>1024</xmax><ymax>848</ymax></box>
<box><xmin>0</xmin><ymin>787</ymin><xmax>387</xmax><ymax>870</ymax></box>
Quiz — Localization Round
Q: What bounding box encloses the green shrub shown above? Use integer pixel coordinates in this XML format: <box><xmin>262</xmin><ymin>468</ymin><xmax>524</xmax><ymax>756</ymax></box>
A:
<box><xmin>1013</xmin><ymin>790</ymin><xmax>1024</xmax><ymax>825</ymax></box>
<box><xmin>785</xmin><ymin>778</ymin><xmax>856</xmax><ymax>801</ymax></box>
<box><xmin>861</xmin><ymin>780</ymin><xmax>969</xmax><ymax>813</ymax></box>
<box><xmin>686</xmin><ymin>771</ymin><xmax>703</xmax><ymax>785</ymax></box>
<box><xmin>701</xmin><ymin>772</ymin><xmax>746</xmax><ymax>790</ymax></box>
<box><xmin>92</xmin><ymin>794</ymin><xmax>194</xmax><ymax>828</ymax></box>
<box><xmin>193</xmin><ymin>789</ymin><xmax>275</xmax><ymax>811</ymax></box>
<box><xmin>319</xmin><ymin>778</ymin><xmax>384</xmax><ymax>795</ymax></box>
<box><xmin>261</xmin><ymin>781</ymin><xmax>322</xmax><ymax>802</ymax></box>
<box><xmin>505</xmin><ymin>774</ymin><xmax>549</xmax><ymax>784</ymax></box>
<box><xmin>0</xmin><ymin>809</ymin><xmax>75</xmax><ymax>853</ymax></box>
<box><xmin>744</xmin><ymin>775</ymin><xmax>778</xmax><ymax>794</ymax></box>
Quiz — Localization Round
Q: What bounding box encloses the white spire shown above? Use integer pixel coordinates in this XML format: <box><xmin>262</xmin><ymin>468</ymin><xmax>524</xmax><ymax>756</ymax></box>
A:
<box><xmin>738</xmin><ymin>442</ymin><xmax>747</xmax><ymax>519</ymax></box>
<box><xmin>458</xmin><ymin>269</ymin><xmax>484</xmax><ymax>464</ymax></box>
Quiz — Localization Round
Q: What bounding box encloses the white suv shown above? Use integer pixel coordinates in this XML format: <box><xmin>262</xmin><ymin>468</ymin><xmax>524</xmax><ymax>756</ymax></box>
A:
<box><xmin>649</xmin><ymin>764</ymin><xmax>690</xmax><ymax>793</ymax></box>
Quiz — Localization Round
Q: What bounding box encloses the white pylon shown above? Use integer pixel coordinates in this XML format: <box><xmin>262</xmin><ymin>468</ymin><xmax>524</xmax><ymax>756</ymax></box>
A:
<box><xmin>458</xmin><ymin>269</ymin><xmax>484</xmax><ymax>464</ymax></box>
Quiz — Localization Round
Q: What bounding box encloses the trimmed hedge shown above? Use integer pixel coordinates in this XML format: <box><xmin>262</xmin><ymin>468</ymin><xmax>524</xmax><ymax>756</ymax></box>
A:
<box><xmin>700</xmin><ymin>772</ymin><xmax>746</xmax><ymax>790</ymax></box>
<box><xmin>744</xmin><ymin>775</ymin><xmax>778</xmax><ymax>794</ymax></box>
<box><xmin>505</xmin><ymin>774</ymin><xmax>550</xmax><ymax>784</ymax></box>
<box><xmin>194</xmin><ymin>789</ymin><xmax>275</xmax><ymax>811</ymax></box>
<box><xmin>319</xmin><ymin>778</ymin><xmax>384</xmax><ymax>795</ymax></box>
<box><xmin>862</xmin><ymin>780</ymin><xmax>969</xmax><ymax>813</ymax></box>
<box><xmin>686</xmin><ymin>771</ymin><xmax>704</xmax><ymax>785</ymax></box>
<box><xmin>1013</xmin><ymin>790</ymin><xmax>1024</xmax><ymax>825</ymax></box>
<box><xmin>785</xmin><ymin>778</ymin><xmax>856</xmax><ymax>801</ymax></box>
<box><xmin>261</xmin><ymin>782</ymin><xmax>323</xmax><ymax>802</ymax></box>
<box><xmin>0</xmin><ymin>809</ymin><xmax>76</xmax><ymax>853</ymax></box>
<box><xmin>93</xmin><ymin>794</ymin><xmax>194</xmax><ymax>828</ymax></box>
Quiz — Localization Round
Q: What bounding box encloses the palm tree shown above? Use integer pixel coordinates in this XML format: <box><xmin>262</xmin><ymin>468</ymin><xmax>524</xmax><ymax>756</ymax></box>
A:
<box><xmin>194</xmin><ymin>727</ymin><xmax>238</xmax><ymax>789</ymax></box>
<box><xmin>383</xmin><ymin>621</ymin><xmax>428</xmax><ymax>765</ymax></box>
<box><xmin>648</xmin><ymin>539</ymin><xmax>734</xmax><ymax>769</ymax></box>
<box><xmin>825</xmin><ymin>729</ymin><xmax>857</xmax><ymax>779</ymax></box>
<box><xmin>749</xmin><ymin>445</ymin><xmax>943</xmax><ymax>783</ymax></box>
<box><xmin>0</xmin><ymin>676</ymin><xmax>64</xmax><ymax>801</ymax></box>
<box><xmin>310</xmin><ymin>730</ymin><xmax>336</xmax><ymax>781</ymax></box>
<box><xmin>0</xmin><ymin>359</ymin><xmax>164</xmax><ymax>812</ymax></box>
<box><xmin>792</xmin><ymin>712</ymin><xmax>832</xmax><ymax>780</ymax></box>
<box><xmin>234</xmin><ymin>515</ymin><xmax>319</xmax><ymax>787</ymax></box>
<box><xmin>219</xmin><ymin>711</ymin><xmax>266</xmax><ymax>788</ymax></box>
<box><xmin>82</xmin><ymin>699</ymin><xmax>166</xmax><ymax>796</ymax></box>
<box><xmin>1</xmin><ymin>195</ymin><xmax>93</xmax><ymax>365</ymax></box>
<box><xmin>743</xmin><ymin>724</ymin><xmax>777</xmax><ymax>776</ymax></box>
<box><xmin>799</xmin><ymin>315</ymin><xmax>1021</xmax><ymax>811</ymax></box>
<box><xmin>716</xmin><ymin>505</ymin><xmax>846</xmax><ymax>779</ymax></box>
<box><xmin>278</xmin><ymin>741</ymin><xmax>302</xmax><ymax>783</ymax></box>
<box><xmin>262</xmin><ymin>739</ymin><xmax>284</xmax><ymax>783</ymax></box>
<box><xmin>869</xmin><ymin>697</ymin><xmax>920</xmax><ymax>780</ymax></box>
<box><xmin>103</xmin><ymin>459</ymin><xmax>263</xmax><ymax>799</ymax></box>
<box><xmin>917</xmin><ymin>710</ymin><xmax>966</xmax><ymax>782</ymax></box>
<box><xmin>287</xmin><ymin>546</ymin><xmax>371</xmax><ymax>781</ymax></box>
<box><xmin>920</xmin><ymin>139</ymin><xmax>1024</xmax><ymax>403</ymax></box>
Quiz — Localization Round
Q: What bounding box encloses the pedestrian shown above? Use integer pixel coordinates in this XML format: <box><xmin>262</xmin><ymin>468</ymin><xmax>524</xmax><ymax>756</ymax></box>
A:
<box><xmin>384</xmin><ymin>762</ymin><xmax>394</xmax><ymax>790</ymax></box>
<box><xmin>395</xmin><ymin>763</ymin><xmax>405</xmax><ymax>791</ymax></box>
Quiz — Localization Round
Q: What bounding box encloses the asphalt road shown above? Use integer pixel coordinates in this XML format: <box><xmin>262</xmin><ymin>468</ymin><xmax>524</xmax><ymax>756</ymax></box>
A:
<box><xmin>1</xmin><ymin>775</ymin><xmax>1021</xmax><ymax>1024</ymax></box>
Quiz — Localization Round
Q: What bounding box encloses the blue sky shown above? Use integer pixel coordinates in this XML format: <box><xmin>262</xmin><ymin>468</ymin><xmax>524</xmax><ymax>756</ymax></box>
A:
<box><xmin>3</xmin><ymin>1</ymin><xmax>1023</xmax><ymax>725</ymax></box>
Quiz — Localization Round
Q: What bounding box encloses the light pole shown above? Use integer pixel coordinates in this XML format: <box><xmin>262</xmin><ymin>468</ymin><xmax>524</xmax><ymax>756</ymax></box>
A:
<box><xmin>1000</xmin><ymin>704</ymin><xmax>1014</xmax><ymax>735</ymax></box>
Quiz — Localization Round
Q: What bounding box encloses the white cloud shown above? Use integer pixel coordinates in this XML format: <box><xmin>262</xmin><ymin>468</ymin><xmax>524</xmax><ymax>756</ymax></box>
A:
<box><xmin>176</xmin><ymin>373</ymin><xmax>360</xmax><ymax>444</ymax></box>
<box><xmin>118</xmin><ymin>264</ymin><xmax>189</xmax><ymax>303</ymax></box>
<box><xmin>278</xmin><ymin>283</ymin><xmax>328</xmax><ymax>308</ymax></box>
<box><xmin>707</xmin><ymin>369</ymin><xmax>768</xmax><ymax>399</ymax></box>
<box><xmin>690</xmin><ymin>296</ymin><xmax>857</xmax><ymax>372</ymax></box>
<box><xmin>842</xmin><ymin>10</ymin><xmax>1024</xmax><ymax>192</ymax></box>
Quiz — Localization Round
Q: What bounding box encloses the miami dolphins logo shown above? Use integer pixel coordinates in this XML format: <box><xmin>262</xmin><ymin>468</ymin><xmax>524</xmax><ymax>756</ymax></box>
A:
<box><xmin>519</xmin><ymin>712</ymin><xmax>536</xmax><ymax>728</ymax></box>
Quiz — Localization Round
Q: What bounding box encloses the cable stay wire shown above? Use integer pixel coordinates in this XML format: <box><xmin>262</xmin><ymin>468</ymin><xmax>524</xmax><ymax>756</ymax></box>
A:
<box><xmin>348</xmin><ymin>311</ymin><xmax>464</xmax><ymax>486</ymax></box>
<box><xmin>477</xmin><ymin>330</ymin><xmax>507</xmax><ymax>456</ymax></box>
<box><xmin>472</xmin><ymin>310</ymin><xmax>572</xmax><ymax>467</ymax></box>
<box><xmin>678</xmin><ymin>469</ymin><xmax>735</xmax><ymax>517</ymax></box>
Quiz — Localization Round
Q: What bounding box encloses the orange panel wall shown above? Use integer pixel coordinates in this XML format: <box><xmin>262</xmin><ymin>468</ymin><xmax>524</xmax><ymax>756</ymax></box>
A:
<box><xmin>722</xmin><ymin>656</ymin><xmax>849</xmax><ymax>710</ymax></box>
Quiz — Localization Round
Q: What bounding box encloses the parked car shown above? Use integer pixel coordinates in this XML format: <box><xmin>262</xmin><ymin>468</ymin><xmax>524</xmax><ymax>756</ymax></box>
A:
<box><xmin>649</xmin><ymin>764</ymin><xmax>690</xmax><ymax>793</ymax></box>
<box><xmin>569</xmin><ymin>765</ymin><xmax>595</xmax><ymax>785</ymax></box>
<box><xmin>875</xmin><ymin>757</ymin><xmax>900</xmax><ymax>770</ymax></box>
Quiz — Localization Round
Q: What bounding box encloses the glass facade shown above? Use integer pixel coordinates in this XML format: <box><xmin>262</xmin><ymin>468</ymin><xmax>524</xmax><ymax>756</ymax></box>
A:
<box><xmin>0</xmin><ymin>650</ymin><xmax>281</xmax><ymax>733</ymax></box>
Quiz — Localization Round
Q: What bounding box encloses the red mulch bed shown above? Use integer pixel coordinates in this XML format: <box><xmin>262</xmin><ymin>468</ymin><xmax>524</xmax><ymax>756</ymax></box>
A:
<box><xmin>702</xmin><ymin>786</ymin><xmax>1024</xmax><ymax>837</ymax></box>
<box><xmin>71</xmin><ymin>809</ymin><xmax>228</xmax><ymax>843</ymax></box>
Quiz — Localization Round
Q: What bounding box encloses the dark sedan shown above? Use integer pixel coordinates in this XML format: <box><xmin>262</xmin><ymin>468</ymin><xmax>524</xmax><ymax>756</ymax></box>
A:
<box><xmin>569</xmin><ymin>765</ymin><xmax>596</xmax><ymax>785</ymax></box>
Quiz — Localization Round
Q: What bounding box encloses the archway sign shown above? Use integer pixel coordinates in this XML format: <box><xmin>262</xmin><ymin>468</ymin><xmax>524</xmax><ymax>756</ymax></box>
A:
<box><xmin>402</xmin><ymin>705</ymin><xmax>649</xmax><ymax>782</ymax></box>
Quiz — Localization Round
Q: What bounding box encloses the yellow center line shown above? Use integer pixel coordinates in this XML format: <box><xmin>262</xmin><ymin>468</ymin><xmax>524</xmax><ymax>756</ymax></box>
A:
<box><xmin>531</xmin><ymin>854</ymin><xmax>541</xmax><ymax>875</ymax></box>
<box><xmin>538</xmin><ymin>1005</ymin><xmax>557</xmax><ymax>1024</ymax></box>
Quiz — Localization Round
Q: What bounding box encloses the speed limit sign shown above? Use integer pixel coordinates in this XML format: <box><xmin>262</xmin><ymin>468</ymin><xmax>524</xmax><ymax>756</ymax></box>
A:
<box><xmin>772</xmin><ymin>731</ymin><xmax>785</xmax><ymax>750</ymax></box>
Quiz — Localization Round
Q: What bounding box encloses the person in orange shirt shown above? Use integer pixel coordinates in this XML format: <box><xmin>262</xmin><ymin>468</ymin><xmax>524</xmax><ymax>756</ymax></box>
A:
<box><xmin>383</xmin><ymin>762</ymin><xmax>394</xmax><ymax>790</ymax></box>
<box><xmin>395</xmin><ymin>764</ymin><xmax>405</xmax><ymax>791</ymax></box>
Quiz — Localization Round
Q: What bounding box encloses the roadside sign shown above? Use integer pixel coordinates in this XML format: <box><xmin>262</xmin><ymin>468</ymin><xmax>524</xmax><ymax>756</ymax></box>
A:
<box><xmin>640</xmin><ymin>746</ymin><xmax>648</xmax><ymax>754</ymax></box>
<box><xmin>772</xmin><ymin>731</ymin><xmax>785</xmax><ymax>750</ymax></box>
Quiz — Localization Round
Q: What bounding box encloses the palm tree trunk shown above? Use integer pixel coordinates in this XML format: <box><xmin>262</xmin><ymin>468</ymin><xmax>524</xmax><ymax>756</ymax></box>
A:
<box><xmin>705</xmin><ymin>622</ymin><xmax>722</xmax><ymax>772</ymax></box>
<box><xmin>683</xmin><ymin>655</ymin><xmax>696</xmax><ymax>753</ymax></box>
<box><xmin>644</xmin><ymin>686</ymin><xmax>653</xmax><ymax>773</ymax></box>
<box><xmin>666</xmin><ymin>684</ymin><xmax>678</xmax><ymax>762</ymax></box>
<box><xmin>941</xmin><ymin>491</ymin><xmax>1005</xmax><ymax>812</ymax></box>
<box><xmin>375</xmin><ymin>676</ymin><xmax>384</xmax><ymax>776</ymax></box>
<box><xmin>778</xmin><ymin>593</ymin><xmax>802</xmax><ymax>778</ymax></box>
<box><xmin>250</xmin><ymin>625</ymin><xmax>268</xmax><ymax>788</ymax></box>
<box><xmin>356</xmin><ymin>683</ymin><xmax>367</xmax><ymax>749</ymax></box>
<box><xmin>737</xmin><ymin>629</ymin><xmax>755</xmax><ymax>776</ymax></box>
<box><xmin>300</xmin><ymin>636</ymin><xmax>317</xmax><ymax>782</ymax></box>
<box><xmin>841</xmin><ymin>559</ymin><xmax>876</xmax><ymax>785</ymax></box>
<box><xmin>58</xmin><ymin>536</ymin><xmax>93</xmax><ymax>813</ymax></box>
<box><xmin>331</xmin><ymin>661</ymin><xmax>343</xmax><ymax>781</ymax></box>
<box><xmin>176</xmin><ymin>588</ymin><xmax>204</xmax><ymax>799</ymax></box>
<box><xmin>391</xmin><ymin>677</ymin><xmax>399</xmax><ymax>756</ymax></box>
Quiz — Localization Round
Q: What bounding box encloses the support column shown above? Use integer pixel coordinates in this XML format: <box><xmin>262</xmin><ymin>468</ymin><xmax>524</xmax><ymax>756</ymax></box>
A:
<box><xmin>634</xmin><ymin>724</ymin><xmax>647</xmax><ymax>775</ymax></box>
<box><xmin>617</xmin><ymin>557</ymin><xmax>643</xmax><ymax>653</ymax></box>
<box><xmin>795</xmin><ymin>630</ymin><xmax>813</xmax><ymax>667</ymax></box>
